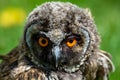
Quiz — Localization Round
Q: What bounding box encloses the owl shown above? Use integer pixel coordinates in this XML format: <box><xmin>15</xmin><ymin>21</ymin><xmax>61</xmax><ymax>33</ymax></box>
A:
<box><xmin>0</xmin><ymin>2</ymin><xmax>115</xmax><ymax>80</ymax></box>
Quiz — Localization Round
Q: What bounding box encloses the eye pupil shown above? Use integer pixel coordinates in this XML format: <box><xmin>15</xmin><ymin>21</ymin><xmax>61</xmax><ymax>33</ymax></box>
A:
<box><xmin>38</xmin><ymin>37</ymin><xmax>48</xmax><ymax>47</ymax></box>
<box><xmin>41</xmin><ymin>39</ymin><xmax>46</xmax><ymax>44</ymax></box>
<box><xmin>69</xmin><ymin>40</ymin><xmax>73</xmax><ymax>43</ymax></box>
<box><xmin>66</xmin><ymin>38</ymin><xmax>77</xmax><ymax>48</ymax></box>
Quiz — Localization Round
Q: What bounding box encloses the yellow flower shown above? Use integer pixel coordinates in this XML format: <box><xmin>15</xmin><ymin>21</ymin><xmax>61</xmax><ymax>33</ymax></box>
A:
<box><xmin>0</xmin><ymin>7</ymin><xmax>26</xmax><ymax>28</ymax></box>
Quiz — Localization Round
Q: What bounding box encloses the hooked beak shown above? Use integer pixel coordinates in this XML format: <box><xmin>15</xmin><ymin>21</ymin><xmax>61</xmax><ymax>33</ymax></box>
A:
<box><xmin>52</xmin><ymin>46</ymin><xmax>61</xmax><ymax>67</ymax></box>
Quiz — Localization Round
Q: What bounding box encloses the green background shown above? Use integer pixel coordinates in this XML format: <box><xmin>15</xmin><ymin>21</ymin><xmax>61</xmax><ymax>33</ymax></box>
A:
<box><xmin>0</xmin><ymin>0</ymin><xmax>119</xmax><ymax>79</ymax></box>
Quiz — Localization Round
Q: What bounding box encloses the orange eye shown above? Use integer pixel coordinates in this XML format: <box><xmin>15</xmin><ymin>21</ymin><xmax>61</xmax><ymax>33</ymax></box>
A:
<box><xmin>66</xmin><ymin>38</ymin><xmax>77</xmax><ymax>48</ymax></box>
<box><xmin>38</xmin><ymin>37</ymin><xmax>48</xmax><ymax>47</ymax></box>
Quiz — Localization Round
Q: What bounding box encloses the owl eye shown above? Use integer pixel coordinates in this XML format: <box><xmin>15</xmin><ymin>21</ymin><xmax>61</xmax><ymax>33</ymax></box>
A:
<box><xmin>66</xmin><ymin>38</ymin><xmax>77</xmax><ymax>48</ymax></box>
<box><xmin>38</xmin><ymin>37</ymin><xmax>49</xmax><ymax>47</ymax></box>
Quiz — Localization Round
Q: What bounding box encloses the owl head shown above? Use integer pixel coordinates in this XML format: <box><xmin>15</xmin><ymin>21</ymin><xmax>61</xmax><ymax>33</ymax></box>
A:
<box><xmin>23</xmin><ymin>2</ymin><xmax>100</xmax><ymax>72</ymax></box>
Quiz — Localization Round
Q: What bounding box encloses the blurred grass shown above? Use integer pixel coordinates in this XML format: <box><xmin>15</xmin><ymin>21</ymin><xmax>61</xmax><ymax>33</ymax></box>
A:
<box><xmin>0</xmin><ymin>0</ymin><xmax>119</xmax><ymax>79</ymax></box>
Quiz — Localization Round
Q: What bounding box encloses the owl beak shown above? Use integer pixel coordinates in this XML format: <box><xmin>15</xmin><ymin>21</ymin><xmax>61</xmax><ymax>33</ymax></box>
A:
<box><xmin>52</xmin><ymin>46</ymin><xmax>61</xmax><ymax>67</ymax></box>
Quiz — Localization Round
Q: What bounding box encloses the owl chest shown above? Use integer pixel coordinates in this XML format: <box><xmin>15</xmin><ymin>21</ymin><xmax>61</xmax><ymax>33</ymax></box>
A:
<box><xmin>48</xmin><ymin>70</ymin><xmax>97</xmax><ymax>80</ymax></box>
<box><xmin>13</xmin><ymin>67</ymin><xmax>84</xmax><ymax>80</ymax></box>
<box><xmin>11</xmin><ymin>63</ymin><xmax>96</xmax><ymax>80</ymax></box>
<box><xmin>48</xmin><ymin>71</ymin><xmax>84</xmax><ymax>80</ymax></box>
<box><xmin>12</xmin><ymin>67</ymin><xmax>97</xmax><ymax>80</ymax></box>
